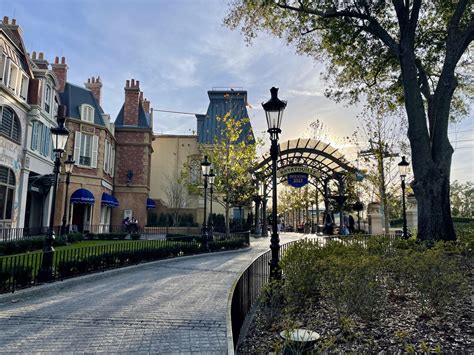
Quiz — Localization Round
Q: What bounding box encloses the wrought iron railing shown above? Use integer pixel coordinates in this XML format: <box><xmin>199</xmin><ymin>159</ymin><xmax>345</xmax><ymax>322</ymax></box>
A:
<box><xmin>229</xmin><ymin>234</ymin><xmax>400</xmax><ymax>352</ymax></box>
<box><xmin>0</xmin><ymin>231</ymin><xmax>250</xmax><ymax>294</ymax></box>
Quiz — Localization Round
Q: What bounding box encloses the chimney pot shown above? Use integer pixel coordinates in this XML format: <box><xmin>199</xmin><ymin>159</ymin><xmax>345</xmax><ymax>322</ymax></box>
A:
<box><xmin>126</xmin><ymin>80</ymin><xmax>130</xmax><ymax>88</ymax></box>
<box><xmin>11</xmin><ymin>19</ymin><xmax>16</xmax><ymax>25</ymax></box>
<box><xmin>54</xmin><ymin>56</ymin><xmax>59</xmax><ymax>64</ymax></box>
<box><xmin>3</xmin><ymin>17</ymin><xmax>8</xmax><ymax>25</ymax></box>
<box><xmin>39</xmin><ymin>52</ymin><xmax>44</xmax><ymax>60</ymax></box>
<box><xmin>131</xmin><ymin>79</ymin><xmax>135</xmax><ymax>87</ymax></box>
<box><xmin>136</xmin><ymin>80</ymin><xmax>140</xmax><ymax>88</ymax></box>
<box><xmin>61</xmin><ymin>57</ymin><xmax>65</xmax><ymax>64</ymax></box>
<box><xmin>139</xmin><ymin>92</ymin><xmax>143</xmax><ymax>101</ymax></box>
<box><xmin>32</xmin><ymin>51</ymin><xmax>37</xmax><ymax>59</ymax></box>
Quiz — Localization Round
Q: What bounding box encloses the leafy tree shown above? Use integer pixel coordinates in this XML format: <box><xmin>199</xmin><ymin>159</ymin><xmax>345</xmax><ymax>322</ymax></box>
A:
<box><xmin>349</xmin><ymin>103</ymin><xmax>409</xmax><ymax>233</ymax></box>
<box><xmin>225</xmin><ymin>1</ymin><xmax>473</xmax><ymax>241</ymax></box>
<box><xmin>203</xmin><ymin>112</ymin><xmax>259</xmax><ymax>235</ymax></box>
<box><xmin>450</xmin><ymin>180</ymin><xmax>474</xmax><ymax>217</ymax></box>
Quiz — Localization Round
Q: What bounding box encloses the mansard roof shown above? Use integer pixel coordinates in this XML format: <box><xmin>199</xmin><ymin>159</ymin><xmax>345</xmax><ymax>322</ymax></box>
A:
<box><xmin>114</xmin><ymin>102</ymin><xmax>151</xmax><ymax>129</ymax></box>
<box><xmin>60</xmin><ymin>82</ymin><xmax>105</xmax><ymax>126</ymax></box>
<box><xmin>196</xmin><ymin>89</ymin><xmax>254</xmax><ymax>145</ymax></box>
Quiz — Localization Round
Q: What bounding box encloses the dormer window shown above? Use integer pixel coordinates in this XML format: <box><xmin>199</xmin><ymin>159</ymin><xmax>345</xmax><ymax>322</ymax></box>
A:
<box><xmin>19</xmin><ymin>74</ymin><xmax>28</xmax><ymax>100</ymax></box>
<box><xmin>81</xmin><ymin>104</ymin><xmax>94</xmax><ymax>123</ymax></box>
<box><xmin>7</xmin><ymin>62</ymin><xmax>18</xmax><ymax>92</ymax></box>
<box><xmin>44</xmin><ymin>84</ymin><xmax>52</xmax><ymax>113</ymax></box>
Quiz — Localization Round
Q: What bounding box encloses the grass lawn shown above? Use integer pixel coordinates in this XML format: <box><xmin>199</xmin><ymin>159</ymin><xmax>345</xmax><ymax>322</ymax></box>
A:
<box><xmin>0</xmin><ymin>240</ymin><xmax>136</xmax><ymax>259</ymax></box>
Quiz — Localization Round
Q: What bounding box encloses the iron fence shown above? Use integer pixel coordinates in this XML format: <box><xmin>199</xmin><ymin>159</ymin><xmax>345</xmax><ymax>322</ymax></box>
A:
<box><xmin>0</xmin><ymin>231</ymin><xmax>250</xmax><ymax>294</ymax></box>
<box><xmin>229</xmin><ymin>234</ymin><xmax>400</xmax><ymax>351</ymax></box>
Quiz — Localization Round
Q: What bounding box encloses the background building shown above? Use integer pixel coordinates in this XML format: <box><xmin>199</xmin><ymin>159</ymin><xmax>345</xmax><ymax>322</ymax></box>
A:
<box><xmin>149</xmin><ymin>88</ymin><xmax>254</xmax><ymax>227</ymax></box>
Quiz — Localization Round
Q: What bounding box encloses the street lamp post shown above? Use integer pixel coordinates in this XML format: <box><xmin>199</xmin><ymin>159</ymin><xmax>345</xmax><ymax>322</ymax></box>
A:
<box><xmin>260</xmin><ymin>182</ymin><xmax>268</xmax><ymax>238</ymax></box>
<box><xmin>262</xmin><ymin>87</ymin><xmax>287</xmax><ymax>280</ymax></box>
<box><xmin>254</xmin><ymin>181</ymin><xmax>262</xmax><ymax>236</ymax></box>
<box><xmin>208</xmin><ymin>169</ymin><xmax>216</xmax><ymax>239</ymax></box>
<box><xmin>398</xmin><ymin>156</ymin><xmax>410</xmax><ymax>239</ymax></box>
<box><xmin>38</xmin><ymin>105</ymin><xmax>69</xmax><ymax>281</ymax></box>
<box><xmin>201</xmin><ymin>155</ymin><xmax>211</xmax><ymax>250</ymax></box>
<box><xmin>61</xmin><ymin>154</ymin><xmax>75</xmax><ymax>235</ymax></box>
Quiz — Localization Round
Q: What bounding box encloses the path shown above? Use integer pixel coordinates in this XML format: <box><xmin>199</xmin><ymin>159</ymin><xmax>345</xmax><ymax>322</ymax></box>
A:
<box><xmin>0</xmin><ymin>233</ymin><xmax>313</xmax><ymax>354</ymax></box>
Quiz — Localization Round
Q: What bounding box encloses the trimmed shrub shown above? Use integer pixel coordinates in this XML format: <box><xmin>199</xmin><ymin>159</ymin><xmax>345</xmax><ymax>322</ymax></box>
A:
<box><xmin>130</xmin><ymin>233</ymin><xmax>141</xmax><ymax>240</ymax></box>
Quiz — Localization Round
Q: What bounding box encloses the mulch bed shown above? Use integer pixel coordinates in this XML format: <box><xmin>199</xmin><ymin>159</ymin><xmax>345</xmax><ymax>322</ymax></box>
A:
<box><xmin>238</xmin><ymin>284</ymin><xmax>473</xmax><ymax>353</ymax></box>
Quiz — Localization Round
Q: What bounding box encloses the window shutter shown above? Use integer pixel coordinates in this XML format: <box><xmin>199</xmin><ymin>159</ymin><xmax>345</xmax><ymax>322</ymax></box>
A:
<box><xmin>73</xmin><ymin>131</ymin><xmax>81</xmax><ymax>165</ymax></box>
<box><xmin>44</xmin><ymin>127</ymin><xmax>50</xmax><ymax>156</ymax></box>
<box><xmin>110</xmin><ymin>146</ymin><xmax>115</xmax><ymax>177</ymax></box>
<box><xmin>103</xmin><ymin>140</ymin><xmax>108</xmax><ymax>172</ymax></box>
<box><xmin>91</xmin><ymin>135</ymin><xmax>99</xmax><ymax>168</ymax></box>
<box><xmin>31</xmin><ymin>121</ymin><xmax>37</xmax><ymax>150</ymax></box>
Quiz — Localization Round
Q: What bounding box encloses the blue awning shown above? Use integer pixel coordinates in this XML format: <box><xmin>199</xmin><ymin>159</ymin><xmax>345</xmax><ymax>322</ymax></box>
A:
<box><xmin>71</xmin><ymin>188</ymin><xmax>95</xmax><ymax>205</ymax></box>
<box><xmin>146</xmin><ymin>198</ymin><xmax>156</xmax><ymax>209</ymax></box>
<box><xmin>101</xmin><ymin>192</ymin><xmax>119</xmax><ymax>208</ymax></box>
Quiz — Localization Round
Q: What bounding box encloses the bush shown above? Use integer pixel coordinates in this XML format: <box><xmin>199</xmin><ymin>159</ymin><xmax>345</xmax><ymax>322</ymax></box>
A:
<box><xmin>130</xmin><ymin>233</ymin><xmax>141</xmax><ymax>240</ymax></box>
<box><xmin>67</xmin><ymin>232</ymin><xmax>84</xmax><ymax>243</ymax></box>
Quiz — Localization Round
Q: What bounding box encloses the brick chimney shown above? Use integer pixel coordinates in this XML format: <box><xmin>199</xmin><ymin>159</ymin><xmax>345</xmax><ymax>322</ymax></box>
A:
<box><xmin>30</xmin><ymin>51</ymin><xmax>49</xmax><ymax>70</ymax></box>
<box><xmin>143</xmin><ymin>98</ymin><xmax>150</xmax><ymax>114</ymax></box>
<box><xmin>51</xmin><ymin>56</ymin><xmax>68</xmax><ymax>93</ymax></box>
<box><xmin>85</xmin><ymin>76</ymin><xmax>103</xmax><ymax>105</ymax></box>
<box><xmin>124</xmin><ymin>79</ymin><xmax>140</xmax><ymax>126</ymax></box>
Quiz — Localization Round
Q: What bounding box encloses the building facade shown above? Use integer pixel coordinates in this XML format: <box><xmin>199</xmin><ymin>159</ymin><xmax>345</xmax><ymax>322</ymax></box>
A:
<box><xmin>0</xmin><ymin>17</ymin><xmax>33</xmax><ymax>229</ymax></box>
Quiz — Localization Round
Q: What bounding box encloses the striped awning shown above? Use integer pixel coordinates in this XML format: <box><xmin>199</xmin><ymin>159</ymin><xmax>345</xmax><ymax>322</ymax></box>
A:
<box><xmin>146</xmin><ymin>198</ymin><xmax>156</xmax><ymax>209</ymax></box>
<box><xmin>101</xmin><ymin>192</ymin><xmax>119</xmax><ymax>208</ymax></box>
<box><xmin>70</xmin><ymin>188</ymin><xmax>95</xmax><ymax>205</ymax></box>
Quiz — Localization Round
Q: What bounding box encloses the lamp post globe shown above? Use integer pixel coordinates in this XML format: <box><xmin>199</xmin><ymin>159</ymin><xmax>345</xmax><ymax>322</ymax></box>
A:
<box><xmin>398</xmin><ymin>156</ymin><xmax>410</xmax><ymax>239</ymax></box>
<box><xmin>262</xmin><ymin>87</ymin><xmax>286</xmax><ymax>280</ymax></box>
<box><xmin>39</xmin><ymin>105</ymin><xmax>69</xmax><ymax>281</ymax></box>
<box><xmin>208</xmin><ymin>169</ymin><xmax>216</xmax><ymax>238</ymax></box>
<box><xmin>201</xmin><ymin>155</ymin><xmax>211</xmax><ymax>250</ymax></box>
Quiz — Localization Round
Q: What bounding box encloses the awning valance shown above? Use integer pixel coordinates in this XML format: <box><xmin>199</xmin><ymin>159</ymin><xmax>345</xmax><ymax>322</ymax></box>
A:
<box><xmin>146</xmin><ymin>198</ymin><xmax>156</xmax><ymax>209</ymax></box>
<box><xmin>101</xmin><ymin>192</ymin><xmax>119</xmax><ymax>208</ymax></box>
<box><xmin>71</xmin><ymin>188</ymin><xmax>95</xmax><ymax>205</ymax></box>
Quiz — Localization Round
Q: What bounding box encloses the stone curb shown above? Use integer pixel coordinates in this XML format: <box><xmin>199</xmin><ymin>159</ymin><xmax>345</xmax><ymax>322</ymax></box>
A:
<box><xmin>0</xmin><ymin>245</ymin><xmax>252</xmax><ymax>305</ymax></box>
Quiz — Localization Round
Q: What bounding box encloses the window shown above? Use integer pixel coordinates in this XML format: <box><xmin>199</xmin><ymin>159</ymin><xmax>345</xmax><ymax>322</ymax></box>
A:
<box><xmin>103</xmin><ymin>140</ymin><xmax>115</xmax><ymax>175</ymax></box>
<box><xmin>0</xmin><ymin>166</ymin><xmax>15</xmax><ymax>221</ymax></box>
<box><xmin>80</xmin><ymin>133</ymin><xmax>92</xmax><ymax>166</ymax></box>
<box><xmin>30</xmin><ymin>121</ymin><xmax>51</xmax><ymax>157</ymax></box>
<box><xmin>0</xmin><ymin>106</ymin><xmax>21</xmax><ymax>143</ymax></box>
<box><xmin>19</xmin><ymin>74</ymin><xmax>28</xmax><ymax>100</ymax></box>
<box><xmin>0</xmin><ymin>53</ymin><xmax>6</xmax><ymax>83</ymax></box>
<box><xmin>73</xmin><ymin>131</ymin><xmax>99</xmax><ymax>168</ymax></box>
<box><xmin>7</xmin><ymin>62</ymin><xmax>18</xmax><ymax>92</ymax></box>
<box><xmin>189</xmin><ymin>159</ymin><xmax>201</xmax><ymax>184</ymax></box>
<box><xmin>44</xmin><ymin>85</ymin><xmax>51</xmax><ymax>113</ymax></box>
<box><xmin>81</xmin><ymin>104</ymin><xmax>95</xmax><ymax>123</ymax></box>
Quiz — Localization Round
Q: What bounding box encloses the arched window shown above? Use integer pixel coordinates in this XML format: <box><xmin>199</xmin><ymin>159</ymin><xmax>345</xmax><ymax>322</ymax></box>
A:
<box><xmin>0</xmin><ymin>106</ymin><xmax>21</xmax><ymax>143</ymax></box>
<box><xmin>0</xmin><ymin>166</ymin><xmax>15</xmax><ymax>222</ymax></box>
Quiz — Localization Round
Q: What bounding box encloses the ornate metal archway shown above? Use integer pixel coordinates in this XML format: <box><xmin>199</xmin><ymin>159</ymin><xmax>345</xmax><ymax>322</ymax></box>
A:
<box><xmin>253</xmin><ymin>138</ymin><xmax>360</xmax><ymax>234</ymax></box>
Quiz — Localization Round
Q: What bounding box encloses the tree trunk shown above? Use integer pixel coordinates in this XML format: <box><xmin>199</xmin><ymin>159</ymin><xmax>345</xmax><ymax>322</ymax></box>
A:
<box><xmin>412</xmin><ymin>163</ymin><xmax>455</xmax><ymax>242</ymax></box>
<box><xmin>397</xmin><ymin>32</ymin><xmax>457</xmax><ymax>242</ymax></box>
<box><xmin>225</xmin><ymin>201</ymin><xmax>230</xmax><ymax>237</ymax></box>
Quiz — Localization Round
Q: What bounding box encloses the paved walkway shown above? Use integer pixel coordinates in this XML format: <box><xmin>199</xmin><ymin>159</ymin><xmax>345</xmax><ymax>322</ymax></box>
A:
<box><xmin>0</xmin><ymin>233</ymin><xmax>312</xmax><ymax>354</ymax></box>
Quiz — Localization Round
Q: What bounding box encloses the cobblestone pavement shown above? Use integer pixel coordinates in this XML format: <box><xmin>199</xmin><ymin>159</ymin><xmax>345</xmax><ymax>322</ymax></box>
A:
<box><xmin>0</xmin><ymin>233</ymin><xmax>312</xmax><ymax>354</ymax></box>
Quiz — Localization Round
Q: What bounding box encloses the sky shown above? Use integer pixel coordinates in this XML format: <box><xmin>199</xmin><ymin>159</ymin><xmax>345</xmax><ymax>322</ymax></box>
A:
<box><xmin>2</xmin><ymin>0</ymin><xmax>472</xmax><ymax>182</ymax></box>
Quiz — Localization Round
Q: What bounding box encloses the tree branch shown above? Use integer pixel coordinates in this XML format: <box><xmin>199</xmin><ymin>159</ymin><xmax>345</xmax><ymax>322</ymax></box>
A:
<box><xmin>275</xmin><ymin>1</ymin><xmax>400</xmax><ymax>57</ymax></box>
<box><xmin>415</xmin><ymin>59</ymin><xmax>432</xmax><ymax>101</ymax></box>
